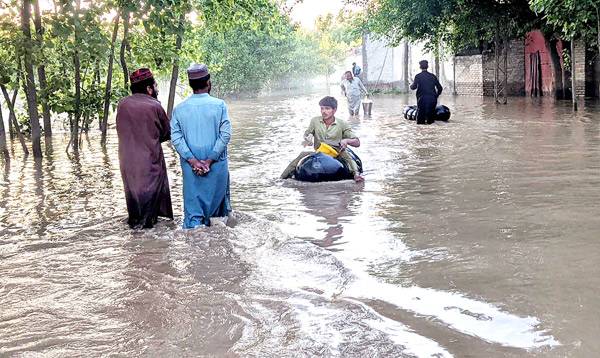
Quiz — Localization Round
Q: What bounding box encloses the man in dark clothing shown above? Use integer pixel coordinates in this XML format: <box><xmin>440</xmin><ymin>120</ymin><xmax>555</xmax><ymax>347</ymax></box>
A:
<box><xmin>116</xmin><ymin>68</ymin><xmax>173</xmax><ymax>229</ymax></box>
<box><xmin>352</xmin><ymin>62</ymin><xmax>362</xmax><ymax>77</ymax></box>
<box><xmin>410</xmin><ymin>60</ymin><xmax>443</xmax><ymax>124</ymax></box>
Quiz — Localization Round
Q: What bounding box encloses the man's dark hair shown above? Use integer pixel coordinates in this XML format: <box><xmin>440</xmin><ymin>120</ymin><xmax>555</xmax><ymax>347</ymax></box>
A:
<box><xmin>130</xmin><ymin>77</ymin><xmax>156</xmax><ymax>94</ymax></box>
<box><xmin>319</xmin><ymin>96</ymin><xmax>337</xmax><ymax>109</ymax></box>
<box><xmin>419</xmin><ymin>60</ymin><xmax>429</xmax><ymax>70</ymax></box>
<box><xmin>189</xmin><ymin>74</ymin><xmax>211</xmax><ymax>91</ymax></box>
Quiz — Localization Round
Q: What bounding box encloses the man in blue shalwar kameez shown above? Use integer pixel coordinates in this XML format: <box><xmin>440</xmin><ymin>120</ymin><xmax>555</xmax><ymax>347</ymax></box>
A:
<box><xmin>171</xmin><ymin>64</ymin><xmax>232</xmax><ymax>228</ymax></box>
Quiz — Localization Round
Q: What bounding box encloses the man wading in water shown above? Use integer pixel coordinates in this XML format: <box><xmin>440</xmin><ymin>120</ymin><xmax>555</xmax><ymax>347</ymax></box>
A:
<box><xmin>171</xmin><ymin>64</ymin><xmax>232</xmax><ymax>228</ymax></box>
<box><xmin>341</xmin><ymin>71</ymin><xmax>368</xmax><ymax>116</ymax></box>
<box><xmin>116</xmin><ymin>68</ymin><xmax>173</xmax><ymax>229</ymax></box>
<box><xmin>281</xmin><ymin>96</ymin><xmax>364</xmax><ymax>182</ymax></box>
<box><xmin>410</xmin><ymin>60</ymin><xmax>443</xmax><ymax>125</ymax></box>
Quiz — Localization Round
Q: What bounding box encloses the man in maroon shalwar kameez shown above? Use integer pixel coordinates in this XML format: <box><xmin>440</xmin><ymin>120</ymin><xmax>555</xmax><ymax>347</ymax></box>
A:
<box><xmin>116</xmin><ymin>68</ymin><xmax>173</xmax><ymax>228</ymax></box>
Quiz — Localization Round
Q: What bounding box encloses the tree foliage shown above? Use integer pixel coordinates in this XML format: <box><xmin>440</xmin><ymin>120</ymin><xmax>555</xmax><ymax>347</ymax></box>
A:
<box><xmin>530</xmin><ymin>0</ymin><xmax>599</xmax><ymax>44</ymax></box>
<box><xmin>314</xmin><ymin>11</ymin><xmax>361</xmax><ymax>80</ymax></box>
<box><xmin>365</xmin><ymin>0</ymin><xmax>538</xmax><ymax>53</ymax></box>
<box><xmin>0</xmin><ymin>0</ymin><xmax>335</xmax><ymax>154</ymax></box>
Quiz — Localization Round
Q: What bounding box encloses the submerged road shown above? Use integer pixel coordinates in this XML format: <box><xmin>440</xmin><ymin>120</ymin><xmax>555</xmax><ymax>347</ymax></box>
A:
<box><xmin>1</xmin><ymin>93</ymin><xmax>599</xmax><ymax>356</ymax></box>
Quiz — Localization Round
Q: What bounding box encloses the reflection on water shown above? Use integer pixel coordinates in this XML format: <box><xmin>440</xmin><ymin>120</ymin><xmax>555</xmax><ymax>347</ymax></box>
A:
<box><xmin>1</xmin><ymin>94</ymin><xmax>600</xmax><ymax>356</ymax></box>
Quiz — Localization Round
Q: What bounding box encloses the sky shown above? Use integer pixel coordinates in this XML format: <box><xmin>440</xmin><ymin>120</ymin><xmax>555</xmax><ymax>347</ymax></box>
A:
<box><xmin>288</xmin><ymin>0</ymin><xmax>347</xmax><ymax>29</ymax></box>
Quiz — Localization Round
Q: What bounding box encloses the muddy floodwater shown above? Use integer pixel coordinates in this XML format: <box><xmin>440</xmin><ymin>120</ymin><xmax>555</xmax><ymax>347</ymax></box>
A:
<box><xmin>1</xmin><ymin>93</ymin><xmax>599</xmax><ymax>357</ymax></box>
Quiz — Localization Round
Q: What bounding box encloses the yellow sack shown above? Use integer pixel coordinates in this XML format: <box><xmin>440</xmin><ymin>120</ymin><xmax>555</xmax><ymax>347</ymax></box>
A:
<box><xmin>316</xmin><ymin>142</ymin><xmax>339</xmax><ymax>157</ymax></box>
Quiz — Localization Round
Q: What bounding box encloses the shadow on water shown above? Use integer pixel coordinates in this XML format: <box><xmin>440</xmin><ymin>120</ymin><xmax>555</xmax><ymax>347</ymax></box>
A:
<box><xmin>294</xmin><ymin>181</ymin><xmax>364</xmax><ymax>250</ymax></box>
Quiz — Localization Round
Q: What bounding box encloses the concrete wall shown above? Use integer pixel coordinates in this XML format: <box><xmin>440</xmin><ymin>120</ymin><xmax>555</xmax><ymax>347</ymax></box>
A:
<box><xmin>365</xmin><ymin>36</ymin><xmax>395</xmax><ymax>85</ymax></box>
<box><xmin>363</xmin><ymin>34</ymin><xmax>454</xmax><ymax>92</ymax></box>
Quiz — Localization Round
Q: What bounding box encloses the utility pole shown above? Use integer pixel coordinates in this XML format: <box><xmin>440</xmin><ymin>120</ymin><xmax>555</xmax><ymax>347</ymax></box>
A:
<box><xmin>453</xmin><ymin>55</ymin><xmax>457</xmax><ymax>95</ymax></box>
<box><xmin>571</xmin><ymin>39</ymin><xmax>578</xmax><ymax>111</ymax></box>
<box><xmin>494</xmin><ymin>30</ymin><xmax>508</xmax><ymax>104</ymax></box>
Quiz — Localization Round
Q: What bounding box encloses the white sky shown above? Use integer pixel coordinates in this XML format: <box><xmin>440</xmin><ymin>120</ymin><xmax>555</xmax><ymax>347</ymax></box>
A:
<box><xmin>288</xmin><ymin>0</ymin><xmax>346</xmax><ymax>29</ymax></box>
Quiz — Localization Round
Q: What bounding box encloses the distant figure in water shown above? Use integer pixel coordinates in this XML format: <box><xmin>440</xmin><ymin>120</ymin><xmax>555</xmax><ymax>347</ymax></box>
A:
<box><xmin>280</xmin><ymin>96</ymin><xmax>364</xmax><ymax>182</ymax></box>
<box><xmin>116</xmin><ymin>68</ymin><xmax>173</xmax><ymax>229</ymax></box>
<box><xmin>341</xmin><ymin>71</ymin><xmax>368</xmax><ymax>116</ymax></box>
<box><xmin>171</xmin><ymin>64</ymin><xmax>232</xmax><ymax>228</ymax></box>
<box><xmin>352</xmin><ymin>62</ymin><xmax>362</xmax><ymax>77</ymax></box>
<box><xmin>410</xmin><ymin>60</ymin><xmax>443</xmax><ymax>124</ymax></box>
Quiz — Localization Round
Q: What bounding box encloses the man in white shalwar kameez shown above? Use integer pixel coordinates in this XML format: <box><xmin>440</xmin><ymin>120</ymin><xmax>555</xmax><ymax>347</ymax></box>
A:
<box><xmin>340</xmin><ymin>71</ymin><xmax>368</xmax><ymax>116</ymax></box>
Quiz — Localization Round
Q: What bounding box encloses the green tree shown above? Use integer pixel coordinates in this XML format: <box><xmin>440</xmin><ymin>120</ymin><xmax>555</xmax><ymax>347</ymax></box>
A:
<box><xmin>0</xmin><ymin>7</ymin><xmax>29</xmax><ymax>155</ymax></box>
<box><xmin>0</xmin><ymin>0</ymin><xmax>331</xmax><ymax>155</ymax></box>
<box><xmin>21</xmin><ymin>0</ymin><xmax>43</xmax><ymax>157</ymax></box>
<box><xmin>366</xmin><ymin>0</ymin><xmax>537</xmax><ymax>54</ymax></box>
<box><xmin>315</xmin><ymin>12</ymin><xmax>358</xmax><ymax>87</ymax></box>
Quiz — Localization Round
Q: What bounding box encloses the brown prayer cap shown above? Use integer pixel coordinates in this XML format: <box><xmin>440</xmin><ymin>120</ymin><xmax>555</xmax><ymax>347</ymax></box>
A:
<box><xmin>130</xmin><ymin>68</ymin><xmax>154</xmax><ymax>84</ymax></box>
<box><xmin>187</xmin><ymin>63</ymin><xmax>209</xmax><ymax>80</ymax></box>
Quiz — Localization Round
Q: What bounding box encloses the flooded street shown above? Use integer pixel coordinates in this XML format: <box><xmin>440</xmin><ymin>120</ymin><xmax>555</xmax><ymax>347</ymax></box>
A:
<box><xmin>1</xmin><ymin>92</ymin><xmax>599</xmax><ymax>357</ymax></box>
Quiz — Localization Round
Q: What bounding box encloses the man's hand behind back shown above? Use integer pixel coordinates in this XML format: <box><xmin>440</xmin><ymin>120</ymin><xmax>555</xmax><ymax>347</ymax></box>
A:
<box><xmin>188</xmin><ymin>158</ymin><xmax>210</xmax><ymax>176</ymax></box>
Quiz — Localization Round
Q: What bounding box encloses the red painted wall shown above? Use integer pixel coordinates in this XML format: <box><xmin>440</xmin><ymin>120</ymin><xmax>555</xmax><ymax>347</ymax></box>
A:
<box><xmin>524</xmin><ymin>30</ymin><xmax>563</xmax><ymax>96</ymax></box>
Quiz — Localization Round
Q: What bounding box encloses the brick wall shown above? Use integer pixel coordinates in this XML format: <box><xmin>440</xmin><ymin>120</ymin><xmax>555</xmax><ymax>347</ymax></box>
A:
<box><xmin>455</xmin><ymin>55</ymin><xmax>483</xmax><ymax>95</ymax></box>
<box><xmin>483</xmin><ymin>41</ymin><xmax>525</xmax><ymax>96</ymax></box>
<box><xmin>508</xmin><ymin>40</ymin><xmax>526</xmax><ymax>95</ymax></box>
<box><xmin>456</xmin><ymin>40</ymin><xmax>525</xmax><ymax>97</ymax></box>
<box><xmin>483</xmin><ymin>53</ymin><xmax>495</xmax><ymax>96</ymax></box>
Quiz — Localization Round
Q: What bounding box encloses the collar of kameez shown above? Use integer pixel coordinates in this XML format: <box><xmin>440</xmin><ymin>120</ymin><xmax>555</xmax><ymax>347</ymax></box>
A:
<box><xmin>132</xmin><ymin>93</ymin><xmax>159</xmax><ymax>101</ymax></box>
<box><xmin>321</xmin><ymin>117</ymin><xmax>337</xmax><ymax>125</ymax></box>
<box><xmin>192</xmin><ymin>93</ymin><xmax>209</xmax><ymax>97</ymax></box>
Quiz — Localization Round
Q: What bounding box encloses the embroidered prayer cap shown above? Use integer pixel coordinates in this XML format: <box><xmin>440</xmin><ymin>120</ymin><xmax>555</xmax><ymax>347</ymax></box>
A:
<box><xmin>130</xmin><ymin>68</ymin><xmax>154</xmax><ymax>84</ymax></box>
<box><xmin>187</xmin><ymin>63</ymin><xmax>209</xmax><ymax>80</ymax></box>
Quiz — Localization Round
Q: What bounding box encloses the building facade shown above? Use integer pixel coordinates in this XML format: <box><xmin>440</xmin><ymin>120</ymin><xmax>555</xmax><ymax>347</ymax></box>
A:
<box><xmin>362</xmin><ymin>31</ymin><xmax>599</xmax><ymax>98</ymax></box>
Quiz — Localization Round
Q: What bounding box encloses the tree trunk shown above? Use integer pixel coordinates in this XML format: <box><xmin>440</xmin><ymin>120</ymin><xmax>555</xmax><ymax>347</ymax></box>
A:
<box><xmin>120</xmin><ymin>9</ymin><xmax>130</xmax><ymax>89</ymax></box>
<box><xmin>33</xmin><ymin>0</ymin><xmax>51</xmax><ymax>136</ymax></box>
<box><xmin>440</xmin><ymin>44</ymin><xmax>446</xmax><ymax>84</ymax></box>
<box><xmin>7</xmin><ymin>89</ymin><xmax>16</xmax><ymax>139</ymax></box>
<box><xmin>1</xmin><ymin>84</ymin><xmax>29</xmax><ymax>155</ymax></box>
<box><xmin>361</xmin><ymin>31</ymin><xmax>368</xmax><ymax>84</ymax></box>
<box><xmin>72</xmin><ymin>0</ymin><xmax>81</xmax><ymax>151</ymax></box>
<box><xmin>101</xmin><ymin>12</ymin><xmax>120</xmax><ymax>144</ymax></box>
<box><xmin>403</xmin><ymin>40</ymin><xmax>409</xmax><ymax>91</ymax></box>
<box><xmin>8</xmin><ymin>103</ymin><xmax>13</xmax><ymax>139</ymax></box>
<box><xmin>167</xmin><ymin>14</ymin><xmax>185</xmax><ymax>118</ymax></box>
<box><xmin>561</xmin><ymin>54</ymin><xmax>568</xmax><ymax>99</ymax></box>
<box><xmin>453</xmin><ymin>55</ymin><xmax>457</xmax><ymax>95</ymax></box>
<box><xmin>95</xmin><ymin>61</ymin><xmax>100</xmax><ymax>84</ymax></box>
<box><xmin>7</xmin><ymin>89</ymin><xmax>20</xmax><ymax>139</ymax></box>
<box><xmin>434</xmin><ymin>43</ymin><xmax>440</xmax><ymax>77</ymax></box>
<box><xmin>549</xmin><ymin>39</ymin><xmax>564</xmax><ymax>99</ymax></box>
<box><xmin>21</xmin><ymin>0</ymin><xmax>42</xmax><ymax>157</ymax></box>
<box><xmin>0</xmin><ymin>97</ymin><xmax>8</xmax><ymax>159</ymax></box>
<box><xmin>571</xmin><ymin>39</ymin><xmax>577</xmax><ymax>111</ymax></box>
<box><xmin>596</xmin><ymin>6</ymin><xmax>600</xmax><ymax>97</ymax></box>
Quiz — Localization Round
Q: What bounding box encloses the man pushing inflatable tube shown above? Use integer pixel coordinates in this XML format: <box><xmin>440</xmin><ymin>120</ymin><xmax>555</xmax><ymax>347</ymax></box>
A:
<box><xmin>403</xmin><ymin>105</ymin><xmax>451</xmax><ymax>122</ymax></box>
<box><xmin>294</xmin><ymin>148</ymin><xmax>363</xmax><ymax>182</ymax></box>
